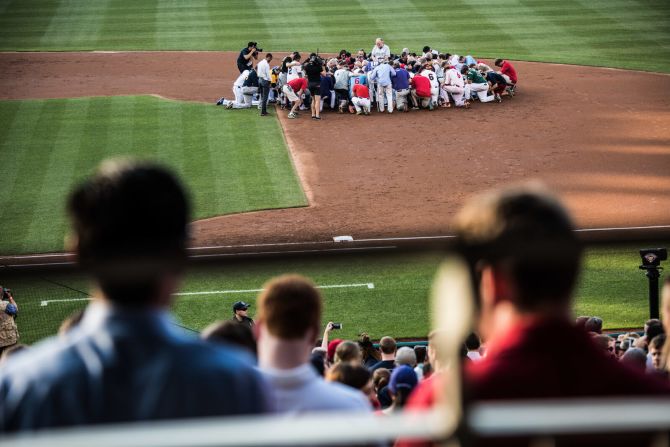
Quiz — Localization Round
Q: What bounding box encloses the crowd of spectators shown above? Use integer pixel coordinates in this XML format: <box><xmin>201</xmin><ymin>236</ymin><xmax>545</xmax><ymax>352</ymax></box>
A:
<box><xmin>0</xmin><ymin>160</ymin><xmax>669</xmax><ymax>447</ymax></box>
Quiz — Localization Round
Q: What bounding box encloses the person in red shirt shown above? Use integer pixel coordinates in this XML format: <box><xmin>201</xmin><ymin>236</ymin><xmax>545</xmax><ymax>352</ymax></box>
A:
<box><xmin>397</xmin><ymin>185</ymin><xmax>670</xmax><ymax>447</ymax></box>
<box><xmin>410</xmin><ymin>73</ymin><xmax>431</xmax><ymax>109</ymax></box>
<box><xmin>351</xmin><ymin>82</ymin><xmax>371</xmax><ymax>115</ymax></box>
<box><xmin>282</xmin><ymin>75</ymin><xmax>307</xmax><ymax>119</ymax></box>
<box><xmin>495</xmin><ymin>58</ymin><xmax>517</xmax><ymax>95</ymax></box>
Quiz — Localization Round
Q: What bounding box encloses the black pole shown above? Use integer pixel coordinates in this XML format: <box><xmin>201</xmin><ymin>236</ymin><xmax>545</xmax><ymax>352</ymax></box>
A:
<box><xmin>645</xmin><ymin>267</ymin><xmax>661</xmax><ymax>319</ymax></box>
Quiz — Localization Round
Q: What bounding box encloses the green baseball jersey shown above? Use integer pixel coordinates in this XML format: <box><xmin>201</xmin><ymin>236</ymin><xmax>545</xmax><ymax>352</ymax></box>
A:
<box><xmin>467</xmin><ymin>69</ymin><xmax>487</xmax><ymax>84</ymax></box>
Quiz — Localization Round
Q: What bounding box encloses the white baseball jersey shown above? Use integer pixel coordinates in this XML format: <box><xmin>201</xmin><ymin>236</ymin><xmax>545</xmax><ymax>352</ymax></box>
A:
<box><xmin>445</xmin><ymin>68</ymin><xmax>465</xmax><ymax>88</ymax></box>
<box><xmin>421</xmin><ymin>69</ymin><xmax>440</xmax><ymax>92</ymax></box>
<box><xmin>234</xmin><ymin>70</ymin><xmax>249</xmax><ymax>88</ymax></box>
<box><xmin>287</xmin><ymin>64</ymin><xmax>303</xmax><ymax>82</ymax></box>
<box><xmin>449</xmin><ymin>54</ymin><xmax>460</xmax><ymax>66</ymax></box>
<box><xmin>370</xmin><ymin>44</ymin><xmax>390</xmax><ymax>62</ymax></box>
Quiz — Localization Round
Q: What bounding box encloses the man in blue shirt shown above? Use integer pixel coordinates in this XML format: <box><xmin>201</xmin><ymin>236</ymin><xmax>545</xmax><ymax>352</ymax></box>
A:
<box><xmin>0</xmin><ymin>160</ymin><xmax>271</xmax><ymax>431</ymax></box>
<box><xmin>391</xmin><ymin>61</ymin><xmax>411</xmax><ymax>112</ymax></box>
<box><xmin>368</xmin><ymin>60</ymin><xmax>396</xmax><ymax>113</ymax></box>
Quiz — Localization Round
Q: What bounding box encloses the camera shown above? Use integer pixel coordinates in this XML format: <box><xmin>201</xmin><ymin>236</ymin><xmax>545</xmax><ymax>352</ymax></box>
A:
<box><xmin>331</xmin><ymin>323</ymin><xmax>342</xmax><ymax>330</ymax></box>
<box><xmin>250</xmin><ymin>42</ymin><xmax>262</xmax><ymax>52</ymax></box>
<box><xmin>639</xmin><ymin>248</ymin><xmax>667</xmax><ymax>268</ymax></box>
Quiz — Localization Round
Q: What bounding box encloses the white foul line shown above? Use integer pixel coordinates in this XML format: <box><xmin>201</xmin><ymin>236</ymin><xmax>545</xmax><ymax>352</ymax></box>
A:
<box><xmin>40</xmin><ymin>283</ymin><xmax>375</xmax><ymax>306</ymax></box>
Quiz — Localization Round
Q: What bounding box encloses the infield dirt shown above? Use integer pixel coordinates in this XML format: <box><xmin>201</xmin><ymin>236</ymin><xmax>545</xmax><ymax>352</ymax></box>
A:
<box><xmin>1</xmin><ymin>51</ymin><xmax>668</xmax><ymax>248</ymax></box>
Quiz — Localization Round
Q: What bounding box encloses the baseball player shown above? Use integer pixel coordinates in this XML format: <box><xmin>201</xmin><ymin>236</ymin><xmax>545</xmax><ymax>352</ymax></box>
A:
<box><xmin>223</xmin><ymin>69</ymin><xmax>260</xmax><ymax>109</ymax></box>
<box><xmin>443</xmin><ymin>64</ymin><xmax>469</xmax><ymax>108</ymax></box>
<box><xmin>334</xmin><ymin>62</ymin><xmax>352</xmax><ymax>113</ymax></box>
<box><xmin>462</xmin><ymin>65</ymin><xmax>495</xmax><ymax>103</ymax></box>
<box><xmin>419</xmin><ymin>65</ymin><xmax>440</xmax><ymax>110</ymax></box>
<box><xmin>495</xmin><ymin>58</ymin><xmax>518</xmax><ymax>95</ymax></box>
<box><xmin>286</xmin><ymin>52</ymin><xmax>303</xmax><ymax>82</ymax></box>
<box><xmin>351</xmin><ymin>82</ymin><xmax>371</xmax><ymax>115</ymax></box>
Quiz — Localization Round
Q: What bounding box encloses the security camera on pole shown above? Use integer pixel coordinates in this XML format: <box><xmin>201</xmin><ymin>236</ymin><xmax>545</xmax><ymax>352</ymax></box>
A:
<box><xmin>639</xmin><ymin>248</ymin><xmax>667</xmax><ymax>319</ymax></box>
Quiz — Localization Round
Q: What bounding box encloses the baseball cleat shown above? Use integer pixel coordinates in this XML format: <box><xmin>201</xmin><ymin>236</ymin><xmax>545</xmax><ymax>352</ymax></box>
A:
<box><xmin>225</xmin><ymin>102</ymin><xmax>234</xmax><ymax>109</ymax></box>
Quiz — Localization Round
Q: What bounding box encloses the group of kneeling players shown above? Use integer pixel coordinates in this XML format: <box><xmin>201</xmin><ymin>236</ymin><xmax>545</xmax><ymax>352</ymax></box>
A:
<box><xmin>217</xmin><ymin>40</ymin><xmax>518</xmax><ymax>121</ymax></box>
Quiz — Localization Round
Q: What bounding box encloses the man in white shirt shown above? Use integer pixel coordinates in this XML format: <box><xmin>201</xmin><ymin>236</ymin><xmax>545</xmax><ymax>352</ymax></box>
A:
<box><xmin>370</xmin><ymin>37</ymin><xmax>390</xmax><ymax>63</ymax></box>
<box><xmin>257</xmin><ymin>275</ymin><xmax>371</xmax><ymax>413</ymax></box>
<box><xmin>256</xmin><ymin>53</ymin><xmax>273</xmax><ymax>116</ymax></box>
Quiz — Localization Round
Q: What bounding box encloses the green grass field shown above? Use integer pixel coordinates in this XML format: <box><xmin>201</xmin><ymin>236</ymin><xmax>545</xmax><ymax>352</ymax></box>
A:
<box><xmin>4</xmin><ymin>243</ymin><xmax>666</xmax><ymax>345</ymax></box>
<box><xmin>0</xmin><ymin>96</ymin><xmax>306</xmax><ymax>254</ymax></box>
<box><xmin>1</xmin><ymin>0</ymin><xmax>669</xmax><ymax>73</ymax></box>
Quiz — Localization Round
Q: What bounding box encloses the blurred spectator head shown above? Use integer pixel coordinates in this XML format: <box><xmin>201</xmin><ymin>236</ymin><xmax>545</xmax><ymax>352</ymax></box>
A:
<box><xmin>452</xmin><ymin>184</ymin><xmax>581</xmax><ymax>328</ymax></box>
<box><xmin>645</xmin><ymin>321</ymin><xmax>664</xmax><ymax>343</ymax></box>
<box><xmin>257</xmin><ymin>274</ymin><xmax>321</xmax><ymax>342</ymax></box>
<box><xmin>585</xmin><ymin>317</ymin><xmax>603</xmax><ymax>334</ymax></box>
<box><xmin>395</xmin><ymin>346</ymin><xmax>417</xmax><ymax>367</ymax></box>
<box><xmin>414</xmin><ymin>345</ymin><xmax>427</xmax><ymax>364</ymax></box>
<box><xmin>0</xmin><ymin>344</ymin><xmax>29</xmax><ymax>366</ymax></box>
<box><xmin>649</xmin><ymin>334</ymin><xmax>666</xmax><ymax>371</ymax></box>
<box><xmin>621</xmin><ymin>348</ymin><xmax>647</xmax><ymax>372</ymax></box>
<box><xmin>201</xmin><ymin>320</ymin><xmax>257</xmax><ymax>356</ymax></box>
<box><xmin>327</xmin><ymin>362</ymin><xmax>371</xmax><ymax>391</ymax></box>
<box><xmin>388</xmin><ymin>365</ymin><xmax>418</xmax><ymax>409</ymax></box>
<box><xmin>309</xmin><ymin>349</ymin><xmax>326</xmax><ymax>376</ymax></box>
<box><xmin>645</xmin><ymin>318</ymin><xmax>661</xmax><ymax>335</ymax></box>
<box><xmin>58</xmin><ymin>309</ymin><xmax>86</xmax><ymax>337</ymax></box>
<box><xmin>617</xmin><ymin>339</ymin><xmax>630</xmax><ymax>358</ymax></box>
<box><xmin>465</xmin><ymin>332</ymin><xmax>481</xmax><ymax>351</ymax></box>
<box><xmin>379</xmin><ymin>336</ymin><xmax>397</xmax><ymax>357</ymax></box>
<box><xmin>593</xmin><ymin>334</ymin><xmax>616</xmax><ymax>358</ymax></box>
<box><xmin>327</xmin><ymin>339</ymin><xmax>344</xmax><ymax>363</ymax></box>
<box><xmin>334</xmin><ymin>340</ymin><xmax>361</xmax><ymax>364</ymax></box>
<box><xmin>373</xmin><ymin>368</ymin><xmax>392</xmax><ymax>409</ymax></box>
<box><xmin>67</xmin><ymin>160</ymin><xmax>189</xmax><ymax>308</ymax></box>
<box><xmin>575</xmin><ymin>316</ymin><xmax>590</xmax><ymax>330</ymax></box>
<box><xmin>358</xmin><ymin>332</ymin><xmax>380</xmax><ymax>363</ymax></box>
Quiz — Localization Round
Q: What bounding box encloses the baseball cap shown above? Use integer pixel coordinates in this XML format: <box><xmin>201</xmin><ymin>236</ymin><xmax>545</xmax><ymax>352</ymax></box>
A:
<box><xmin>233</xmin><ymin>301</ymin><xmax>250</xmax><ymax>312</ymax></box>
<box><xmin>389</xmin><ymin>365</ymin><xmax>418</xmax><ymax>394</ymax></box>
<box><xmin>327</xmin><ymin>339</ymin><xmax>343</xmax><ymax>363</ymax></box>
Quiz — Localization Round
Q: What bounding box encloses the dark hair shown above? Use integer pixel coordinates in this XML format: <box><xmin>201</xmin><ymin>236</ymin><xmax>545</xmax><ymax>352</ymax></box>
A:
<box><xmin>310</xmin><ymin>351</ymin><xmax>326</xmax><ymax>376</ymax></box>
<box><xmin>495</xmin><ymin>58</ymin><xmax>503</xmax><ymax>66</ymax></box>
<box><xmin>646</xmin><ymin>322</ymin><xmax>665</xmax><ymax>342</ymax></box>
<box><xmin>422</xmin><ymin>46</ymin><xmax>431</xmax><ymax>53</ymax></box>
<box><xmin>460</xmin><ymin>65</ymin><xmax>469</xmax><ymax>74</ymax></box>
<box><xmin>392</xmin><ymin>387</ymin><xmax>413</xmax><ymax>410</ymax></box>
<box><xmin>414</xmin><ymin>345</ymin><xmax>427</xmax><ymax>364</ymax></box>
<box><xmin>201</xmin><ymin>320</ymin><xmax>257</xmax><ymax>355</ymax></box>
<box><xmin>453</xmin><ymin>186</ymin><xmax>582</xmax><ymax>312</ymax></box>
<box><xmin>650</xmin><ymin>334</ymin><xmax>666</xmax><ymax>351</ymax></box>
<box><xmin>247</xmin><ymin>41</ymin><xmax>256</xmax><ymax>48</ymax></box>
<box><xmin>327</xmin><ymin>363</ymin><xmax>371</xmax><ymax>390</ymax></box>
<box><xmin>585</xmin><ymin>317</ymin><xmax>603</xmax><ymax>334</ymax></box>
<box><xmin>292</xmin><ymin>52</ymin><xmax>301</xmax><ymax>61</ymax></box>
<box><xmin>67</xmin><ymin>160</ymin><xmax>189</xmax><ymax>305</ymax></box>
<box><xmin>358</xmin><ymin>333</ymin><xmax>381</xmax><ymax>363</ymax></box>
<box><xmin>465</xmin><ymin>332</ymin><xmax>481</xmax><ymax>350</ymax></box>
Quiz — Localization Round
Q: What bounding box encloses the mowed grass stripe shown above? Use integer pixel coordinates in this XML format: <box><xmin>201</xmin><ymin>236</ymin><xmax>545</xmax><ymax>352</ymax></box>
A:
<box><xmin>0</xmin><ymin>96</ymin><xmax>306</xmax><ymax>254</ymax></box>
<box><xmin>98</xmin><ymin>0</ymin><xmax>158</xmax><ymax>50</ymax></box>
<box><xmin>156</xmin><ymin>0</ymin><xmax>213</xmax><ymax>50</ymax></box>
<box><xmin>39</xmin><ymin>0</ymin><xmax>109</xmax><ymax>49</ymax></box>
<box><xmin>23</xmin><ymin>100</ymin><xmax>88</xmax><ymax>253</ymax></box>
<box><xmin>4</xmin><ymin>100</ymin><xmax>66</xmax><ymax>253</ymax></box>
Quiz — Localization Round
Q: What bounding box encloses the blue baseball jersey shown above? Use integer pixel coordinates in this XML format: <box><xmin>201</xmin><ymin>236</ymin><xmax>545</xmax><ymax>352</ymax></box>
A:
<box><xmin>349</xmin><ymin>75</ymin><xmax>368</xmax><ymax>97</ymax></box>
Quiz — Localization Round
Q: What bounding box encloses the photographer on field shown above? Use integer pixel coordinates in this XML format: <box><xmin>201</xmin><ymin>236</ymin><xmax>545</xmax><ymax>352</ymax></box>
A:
<box><xmin>0</xmin><ymin>286</ymin><xmax>19</xmax><ymax>354</ymax></box>
<box><xmin>237</xmin><ymin>41</ymin><xmax>262</xmax><ymax>73</ymax></box>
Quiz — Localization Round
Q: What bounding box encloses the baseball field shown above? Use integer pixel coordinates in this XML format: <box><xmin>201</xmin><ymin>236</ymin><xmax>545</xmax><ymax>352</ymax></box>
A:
<box><xmin>0</xmin><ymin>0</ymin><xmax>669</xmax><ymax>343</ymax></box>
